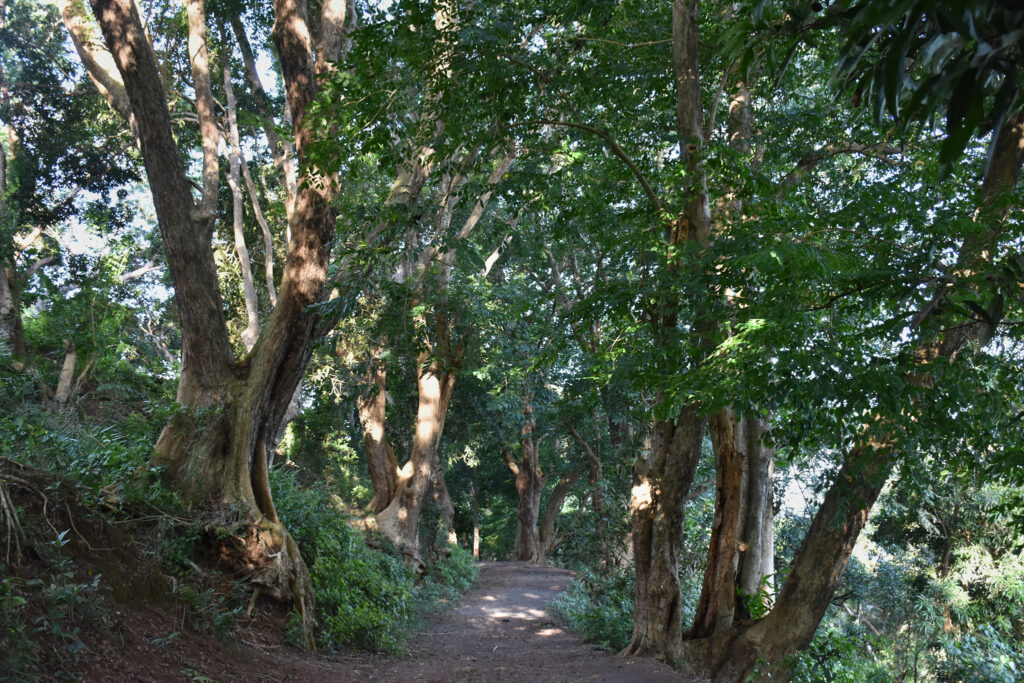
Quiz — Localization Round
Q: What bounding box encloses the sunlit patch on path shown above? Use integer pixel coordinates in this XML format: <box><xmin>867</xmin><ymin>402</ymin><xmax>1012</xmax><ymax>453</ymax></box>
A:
<box><xmin>362</xmin><ymin>561</ymin><xmax>695</xmax><ymax>682</ymax></box>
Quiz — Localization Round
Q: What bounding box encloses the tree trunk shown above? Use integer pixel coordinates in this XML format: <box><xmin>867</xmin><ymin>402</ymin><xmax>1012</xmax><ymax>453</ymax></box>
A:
<box><xmin>374</xmin><ymin>351</ymin><xmax>457</xmax><ymax>565</ymax></box>
<box><xmin>470</xmin><ymin>470</ymin><xmax>480</xmax><ymax>560</ymax></box>
<box><xmin>737</xmin><ymin>416</ymin><xmax>775</xmax><ymax>610</ymax></box>
<box><xmin>223</xmin><ymin>63</ymin><xmax>261</xmax><ymax>351</ymax></box>
<box><xmin>503</xmin><ymin>392</ymin><xmax>543</xmax><ymax>562</ymax></box>
<box><xmin>689</xmin><ymin>410</ymin><xmax>774</xmax><ymax>635</ymax></box>
<box><xmin>85</xmin><ymin>0</ymin><xmax>347</xmax><ymax>646</ymax></box>
<box><xmin>0</xmin><ymin>133</ymin><xmax>26</xmax><ymax>365</ymax></box>
<box><xmin>357</xmin><ymin>348</ymin><xmax>399</xmax><ymax>513</ymax></box>
<box><xmin>624</xmin><ymin>406</ymin><xmax>705</xmax><ymax>659</ymax></box>
<box><xmin>54</xmin><ymin>339</ymin><xmax>77</xmax><ymax>406</ymax></box>
<box><xmin>538</xmin><ymin>470</ymin><xmax>581</xmax><ymax>561</ymax></box>
<box><xmin>0</xmin><ymin>260</ymin><xmax>26</xmax><ymax>365</ymax></box>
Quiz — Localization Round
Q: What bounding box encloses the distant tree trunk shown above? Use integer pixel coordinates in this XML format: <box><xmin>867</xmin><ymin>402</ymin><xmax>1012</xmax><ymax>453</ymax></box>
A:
<box><xmin>357</xmin><ymin>349</ymin><xmax>398</xmax><ymax>513</ymax></box>
<box><xmin>374</xmin><ymin>349</ymin><xmax>457</xmax><ymax>565</ymax></box>
<box><xmin>81</xmin><ymin>0</ymin><xmax>352</xmax><ymax>645</ymax></box>
<box><xmin>470</xmin><ymin>470</ymin><xmax>480</xmax><ymax>560</ymax></box>
<box><xmin>504</xmin><ymin>391</ymin><xmax>543</xmax><ymax>562</ymax></box>
<box><xmin>538</xmin><ymin>470</ymin><xmax>581</xmax><ymax>561</ymax></box>
<box><xmin>223</xmin><ymin>63</ymin><xmax>260</xmax><ymax>350</ymax></box>
<box><xmin>54</xmin><ymin>339</ymin><xmax>77</xmax><ymax>406</ymax></box>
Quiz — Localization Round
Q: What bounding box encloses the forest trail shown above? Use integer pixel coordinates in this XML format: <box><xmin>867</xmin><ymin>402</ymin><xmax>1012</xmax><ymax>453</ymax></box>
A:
<box><xmin>353</xmin><ymin>561</ymin><xmax>693</xmax><ymax>682</ymax></box>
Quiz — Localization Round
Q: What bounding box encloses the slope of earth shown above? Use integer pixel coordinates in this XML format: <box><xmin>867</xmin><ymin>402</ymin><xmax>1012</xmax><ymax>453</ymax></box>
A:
<box><xmin>362</xmin><ymin>561</ymin><xmax>696</xmax><ymax>683</ymax></box>
<box><xmin>2</xmin><ymin>459</ymin><xmax>696</xmax><ymax>681</ymax></box>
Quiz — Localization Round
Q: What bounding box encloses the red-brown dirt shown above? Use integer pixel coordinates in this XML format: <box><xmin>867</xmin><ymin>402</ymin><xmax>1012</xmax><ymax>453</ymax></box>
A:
<box><xmin>3</xmin><ymin>459</ymin><xmax>697</xmax><ymax>681</ymax></box>
<box><xmin>360</xmin><ymin>561</ymin><xmax>696</xmax><ymax>683</ymax></box>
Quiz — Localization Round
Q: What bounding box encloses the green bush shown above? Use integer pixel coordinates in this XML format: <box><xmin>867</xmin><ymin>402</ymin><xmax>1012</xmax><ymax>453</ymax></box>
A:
<box><xmin>272</xmin><ymin>468</ymin><xmax>477</xmax><ymax>653</ymax></box>
<box><xmin>550</xmin><ymin>567</ymin><xmax>634</xmax><ymax>651</ymax></box>
<box><xmin>415</xmin><ymin>544</ymin><xmax>478</xmax><ymax>613</ymax></box>
<box><xmin>939</xmin><ymin>625</ymin><xmax>1024</xmax><ymax>683</ymax></box>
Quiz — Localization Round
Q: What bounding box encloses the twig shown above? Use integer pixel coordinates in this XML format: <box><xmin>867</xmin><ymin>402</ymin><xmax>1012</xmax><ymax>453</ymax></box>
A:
<box><xmin>65</xmin><ymin>502</ymin><xmax>110</xmax><ymax>552</ymax></box>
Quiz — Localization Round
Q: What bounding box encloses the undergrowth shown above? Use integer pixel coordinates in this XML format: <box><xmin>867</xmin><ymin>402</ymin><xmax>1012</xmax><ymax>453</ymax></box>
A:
<box><xmin>550</xmin><ymin>567</ymin><xmax>634</xmax><ymax>652</ymax></box>
<box><xmin>1</xmin><ymin>365</ymin><xmax>480</xmax><ymax>673</ymax></box>
<box><xmin>273</xmin><ymin>467</ymin><xmax>478</xmax><ymax>653</ymax></box>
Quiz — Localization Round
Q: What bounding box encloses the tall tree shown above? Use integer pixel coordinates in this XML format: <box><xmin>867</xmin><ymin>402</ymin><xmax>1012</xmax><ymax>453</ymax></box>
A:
<box><xmin>64</xmin><ymin>0</ymin><xmax>353</xmax><ymax>641</ymax></box>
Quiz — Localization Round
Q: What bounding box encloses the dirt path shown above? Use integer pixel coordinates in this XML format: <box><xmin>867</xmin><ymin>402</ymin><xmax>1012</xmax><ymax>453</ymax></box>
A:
<box><xmin>49</xmin><ymin>559</ymin><xmax>698</xmax><ymax>681</ymax></box>
<box><xmin>354</xmin><ymin>561</ymin><xmax>694</xmax><ymax>683</ymax></box>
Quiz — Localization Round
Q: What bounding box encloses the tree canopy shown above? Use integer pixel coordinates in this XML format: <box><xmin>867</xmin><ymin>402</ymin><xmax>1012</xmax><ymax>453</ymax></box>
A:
<box><xmin>1</xmin><ymin>0</ymin><xmax>1022</xmax><ymax>680</ymax></box>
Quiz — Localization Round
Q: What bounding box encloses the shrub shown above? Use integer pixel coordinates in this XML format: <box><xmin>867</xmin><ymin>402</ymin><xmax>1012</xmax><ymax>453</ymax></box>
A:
<box><xmin>550</xmin><ymin>567</ymin><xmax>634</xmax><ymax>651</ymax></box>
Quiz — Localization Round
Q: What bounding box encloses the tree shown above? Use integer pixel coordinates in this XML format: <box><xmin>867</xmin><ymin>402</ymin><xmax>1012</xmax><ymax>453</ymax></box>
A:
<box><xmin>63</xmin><ymin>0</ymin><xmax>353</xmax><ymax>641</ymax></box>
<box><xmin>1</xmin><ymin>0</ymin><xmax>135</xmax><ymax>368</ymax></box>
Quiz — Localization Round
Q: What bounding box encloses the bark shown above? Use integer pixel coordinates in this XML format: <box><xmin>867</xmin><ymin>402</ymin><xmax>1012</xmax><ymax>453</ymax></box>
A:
<box><xmin>357</xmin><ymin>350</ymin><xmax>398</xmax><ymax>513</ymax></box>
<box><xmin>690</xmin><ymin>408</ymin><xmax>745</xmax><ymax>639</ymax></box>
<box><xmin>0</xmin><ymin>261</ymin><xmax>25</xmax><ymax>363</ymax></box>
<box><xmin>625</xmin><ymin>406</ymin><xmax>705</xmax><ymax>658</ymax></box>
<box><xmin>504</xmin><ymin>394</ymin><xmax>543</xmax><ymax>562</ymax></box>
<box><xmin>470</xmin><ymin>472</ymin><xmax>480</xmax><ymax>560</ymax></box>
<box><xmin>185</xmin><ymin>0</ymin><xmax>218</xmax><ymax>217</ymax></box>
<box><xmin>736</xmin><ymin>416</ymin><xmax>775</xmax><ymax>608</ymax></box>
<box><xmin>54</xmin><ymin>339</ymin><xmax>77</xmax><ymax>406</ymax></box>
<box><xmin>538</xmin><ymin>470</ymin><xmax>581</xmax><ymax>560</ymax></box>
<box><xmin>85</xmin><ymin>0</ymin><xmax>347</xmax><ymax>645</ymax></box>
<box><xmin>374</xmin><ymin>350</ymin><xmax>457</xmax><ymax>564</ymax></box>
<box><xmin>224</xmin><ymin>64</ymin><xmax>261</xmax><ymax>350</ymax></box>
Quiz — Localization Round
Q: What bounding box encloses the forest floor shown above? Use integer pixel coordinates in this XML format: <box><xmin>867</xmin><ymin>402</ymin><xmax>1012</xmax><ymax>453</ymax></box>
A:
<box><xmin>353</xmin><ymin>561</ymin><xmax>694</xmax><ymax>682</ymax></box>
<box><xmin>19</xmin><ymin>540</ymin><xmax>695</xmax><ymax>681</ymax></box>
<box><xmin>5</xmin><ymin>459</ymin><xmax>696</xmax><ymax>681</ymax></box>
<box><xmin>171</xmin><ymin>561</ymin><xmax>694</xmax><ymax>682</ymax></box>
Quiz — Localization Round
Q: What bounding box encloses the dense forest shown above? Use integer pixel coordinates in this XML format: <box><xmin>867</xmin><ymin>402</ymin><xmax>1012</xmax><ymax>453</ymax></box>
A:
<box><xmin>2</xmin><ymin>0</ymin><xmax>1023</xmax><ymax>680</ymax></box>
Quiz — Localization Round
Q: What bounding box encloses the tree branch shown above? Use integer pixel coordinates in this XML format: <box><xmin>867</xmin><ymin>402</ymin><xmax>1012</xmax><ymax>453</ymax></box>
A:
<box><xmin>520</xmin><ymin>119</ymin><xmax>664</xmax><ymax>214</ymax></box>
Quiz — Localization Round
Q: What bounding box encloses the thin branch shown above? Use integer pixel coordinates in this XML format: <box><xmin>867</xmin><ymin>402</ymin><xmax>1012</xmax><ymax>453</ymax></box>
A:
<box><xmin>519</xmin><ymin>119</ymin><xmax>664</xmax><ymax>214</ymax></box>
<box><xmin>572</xmin><ymin>36</ymin><xmax>672</xmax><ymax>49</ymax></box>
<box><xmin>119</xmin><ymin>261</ymin><xmax>162</xmax><ymax>281</ymax></box>
<box><xmin>778</xmin><ymin>142</ymin><xmax>903</xmax><ymax>198</ymax></box>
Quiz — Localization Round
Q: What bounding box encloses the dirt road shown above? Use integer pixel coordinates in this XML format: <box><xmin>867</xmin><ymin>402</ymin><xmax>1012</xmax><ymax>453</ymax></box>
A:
<box><xmin>355</xmin><ymin>561</ymin><xmax>694</xmax><ymax>682</ymax></box>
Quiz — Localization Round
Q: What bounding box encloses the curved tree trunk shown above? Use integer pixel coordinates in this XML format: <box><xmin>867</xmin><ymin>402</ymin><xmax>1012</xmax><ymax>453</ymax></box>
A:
<box><xmin>374</xmin><ymin>351</ymin><xmax>457</xmax><ymax>564</ymax></box>
<box><xmin>538</xmin><ymin>470</ymin><xmax>581</xmax><ymax>561</ymax></box>
<box><xmin>357</xmin><ymin>349</ymin><xmax>399</xmax><ymax>513</ymax></box>
<box><xmin>84</xmin><ymin>0</ymin><xmax>349</xmax><ymax>646</ymax></box>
